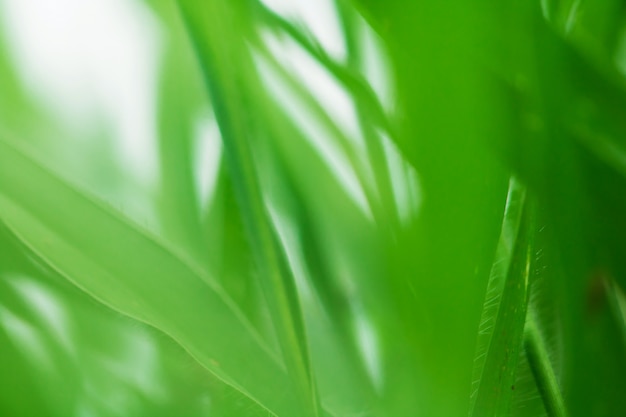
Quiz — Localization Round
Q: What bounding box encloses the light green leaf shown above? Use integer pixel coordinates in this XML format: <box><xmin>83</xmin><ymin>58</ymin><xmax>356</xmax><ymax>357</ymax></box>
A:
<box><xmin>177</xmin><ymin>2</ymin><xmax>321</xmax><ymax>415</ymax></box>
<box><xmin>0</xmin><ymin>225</ymin><xmax>269</xmax><ymax>417</ymax></box>
<box><xmin>0</xmin><ymin>136</ymin><xmax>298</xmax><ymax>416</ymax></box>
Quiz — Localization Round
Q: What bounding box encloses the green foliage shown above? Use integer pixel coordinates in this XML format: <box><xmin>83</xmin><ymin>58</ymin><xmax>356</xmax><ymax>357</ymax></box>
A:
<box><xmin>1</xmin><ymin>0</ymin><xmax>626</xmax><ymax>416</ymax></box>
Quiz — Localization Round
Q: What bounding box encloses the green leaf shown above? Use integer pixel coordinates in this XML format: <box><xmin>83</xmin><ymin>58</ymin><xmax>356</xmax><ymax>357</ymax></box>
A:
<box><xmin>0</xmin><ymin>225</ymin><xmax>268</xmax><ymax>417</ymax></box>
<box><xmin>346</xmin><ymin>3</ymin><xmax>511</xmax><ymax>415</ymax></box>
<box><xmin>469</xmin><ymin>179</ymin><xmax>533</xmax><ymax>417</ymax></box>
<box><xmin>251</xmin><ymin>117</ymin><xmax>379</xmax><ymax>415</ymax></box>
<box><xmin>153</xmin><ymin>0</ymin><xmax>208</xmax><ymax>260</ymax></box>
<box><xmin>494</xmin><ymin>15</ymin><xmax>626</xmax><ymax>413</ymax></box>
<box><xmin>176</xmin><ymin>2</ymin><xmax>322</xmax><ymax>416</ymax></box>
<box><xmin>524</xmin><ymin>310</ymin><xmax>569</xmax><ymax>417</ymax></box>
<box><xmin>0</xmin><ymin>135</ymin><xmax>299</xmax><ymax>416</ymax></box>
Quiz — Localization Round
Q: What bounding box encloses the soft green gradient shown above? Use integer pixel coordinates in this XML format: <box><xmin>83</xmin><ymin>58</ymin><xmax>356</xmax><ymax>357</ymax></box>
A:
<box><xmin>1</xmin><ymin>0</ymin><xmax>626</xmax><ymax>416</ymax></box>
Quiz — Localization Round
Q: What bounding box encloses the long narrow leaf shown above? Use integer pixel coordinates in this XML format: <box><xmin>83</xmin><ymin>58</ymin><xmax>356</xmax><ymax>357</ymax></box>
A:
<box><xmin>470</xmin><ymin>179</ymin><xmax>533</xmax><ymax>416</ymax></box>
<box><xmin>0</xmin><ymin>135</ymin><xmax>300</xmax><ymax>416</ymax></box>
<box><xmin>177</xmin><ymin>2</ymin><xmax>320</xmax><ymax>416</ymax></box>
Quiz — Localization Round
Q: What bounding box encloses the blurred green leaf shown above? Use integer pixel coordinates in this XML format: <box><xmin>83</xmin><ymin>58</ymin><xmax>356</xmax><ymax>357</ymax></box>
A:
<box><xmin>0</xmin><ymin>136</ymin><xmax>299</xmax><ymax>416</ymax></box>
<box><xmin>469</xmin><ymin>180</ymin><xmax>532</xmax><ymax>417</ymax></box>
<box><xmin>176</xmin><ymin>2</ymin><xmax>320</xmax><ymax>415</ymax></box>
<box><xmin>2</xmin><ymin>0</ymin><xmax>626</xmax><ymax>415</ymax></box>
<box><xmin>0</xmin><ymin>225</ymin><xmax>268</xmax><ymax>417</ymax></box>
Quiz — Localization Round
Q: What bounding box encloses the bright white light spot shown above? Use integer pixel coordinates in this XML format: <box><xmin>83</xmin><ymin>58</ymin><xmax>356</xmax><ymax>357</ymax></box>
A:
<box><xmin>359</xmin><ymin>17</ymin><xmax>395</xmax><ymax>114</ymax></box>
<box><xmin>95</xmin><ymin>327</ymin><xmax>167</xmax><ymax>401</ymax></box>
<box><xmin>261</xmin><ymin>30</ymin><xmax>364</xmax><ymax>149</ymax></box>
<box><xmin>0</xmin><ymin>306</ymin><xmax>53</xmax><ymax>371</ymax></box>
<box><xmin>0</xmin><ymin>0</ymin><xmax>162</xmax><ymax>186</ymax></box>
<box><xmin>331</xmin><ymin>252</ymin><xmax>382</xmax><ymax>391</ymax></box>
<box><xmin>381</xmin><ymin>132</ymin><xmax>422</xmax><ymax>224</ymax></box>
<box><xmin>9</xmin><ymin>276</ymin><xmax>74</xmax><ymax>355</ymax></box>
<box><xmin>254</xmin><ymin>51</ymin><xmax>373</xmax><ymax>220</ymax></box>
<box><xmin>265</xmin><ymin>199</ymin><xmax>314</xmax><ymax>302</ymax></box>
<box><xmin>259</xmin><ymin>0</ymin><xmax>346</xmax><ymax>61</ymax></box>
<box><xmin>193</xmin><ymin>113</ymin><xmax>223</xmax><ymax>213</ymax></box>
<box><xmin>353</xmin><ymin>313</ymin><xmax>383</xmax><ymax>392</ymax></box>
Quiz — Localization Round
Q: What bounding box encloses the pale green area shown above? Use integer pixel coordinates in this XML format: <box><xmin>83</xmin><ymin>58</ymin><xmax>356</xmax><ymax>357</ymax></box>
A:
<box><xmin>1</xmin><ymin>0</ymin><xmax>626</xmax><ymax>416</ymax></box>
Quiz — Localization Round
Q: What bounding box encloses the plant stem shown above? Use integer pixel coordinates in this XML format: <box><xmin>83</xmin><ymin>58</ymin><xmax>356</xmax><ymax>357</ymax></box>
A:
<box><xmin>176</xmin><ymin>3</ymin><xmax>319</xmax><ymax>416</ymax></box>
<box><xmin>524</xmin><ymin>312</ymin><xmax>568</xmax><ymax>417</ymax></box>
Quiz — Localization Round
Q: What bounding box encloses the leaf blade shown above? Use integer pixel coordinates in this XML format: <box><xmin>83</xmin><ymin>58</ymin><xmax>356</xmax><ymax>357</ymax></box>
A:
<box><xmin>469</xmin><ymin>179</ymin><xmax>534</xmax><ymax>416</ymax></box>
<box><xmin>0</xmin><ymin>135</ymin><xmax>300</xmax><ymax>416</ymax></box>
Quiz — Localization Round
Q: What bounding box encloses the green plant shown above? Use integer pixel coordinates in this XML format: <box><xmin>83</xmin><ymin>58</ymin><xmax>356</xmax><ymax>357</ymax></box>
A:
<box><xmin>1</xmin><ymin>0</ymin><xmax>626</xmax><ymax>416</ymax></box>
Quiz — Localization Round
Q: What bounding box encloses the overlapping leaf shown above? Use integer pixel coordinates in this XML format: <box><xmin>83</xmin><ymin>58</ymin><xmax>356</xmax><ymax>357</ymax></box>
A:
<box><xmin>0</xmin><ymin>136</ymin><xmax>299</xmax><ymax>416</ymax></box>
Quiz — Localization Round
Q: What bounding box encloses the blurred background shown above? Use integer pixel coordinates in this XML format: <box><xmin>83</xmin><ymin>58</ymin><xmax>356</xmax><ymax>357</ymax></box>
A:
<box><xmin>0</xmin><ymin>0</ymin><xmax>404</xmax><ymax>415</ymax></box>
<box><xmin>2</xmin><ymin>0</ymin><xmax>626</xmax><ymax>416</ymax></box>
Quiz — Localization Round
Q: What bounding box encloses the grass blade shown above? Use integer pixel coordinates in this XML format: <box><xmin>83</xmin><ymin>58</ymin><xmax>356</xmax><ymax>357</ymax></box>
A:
<box><xmin>154</xmin><ymin>3</ymin><xmax>207</xmax><ymax>261</ymax></box>
<box><xmin>524</xmin><ymin>312</ymin><xmax>568</xmax><ymax>417</ymax></box>
<box><xmin>469</xmin><ymin>179</ymin><xmax>533</xmax><ymax>416</ymax></box>
<box><xmin>0</xmin><ymin>135</ymin><xmax>301</xmax><ymax>416</ymax></box>
<box><xmin>0</xmin><ymin>226</ymin><xmax>270</xmax><ymax>417</ymax></box>
<box><xmin>176</xmin><ymin>2</ymin><xmax>320</xmax><ymax>415</ymax></box>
